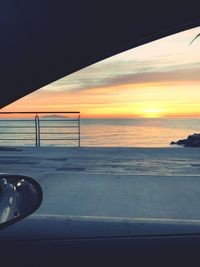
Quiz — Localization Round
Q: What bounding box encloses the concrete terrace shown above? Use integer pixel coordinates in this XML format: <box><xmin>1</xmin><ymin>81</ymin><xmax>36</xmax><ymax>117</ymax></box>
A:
<box><xmin>1</xmin><ymin>146</ymin><xmax>200</xmax><ymax>220</ymax></box>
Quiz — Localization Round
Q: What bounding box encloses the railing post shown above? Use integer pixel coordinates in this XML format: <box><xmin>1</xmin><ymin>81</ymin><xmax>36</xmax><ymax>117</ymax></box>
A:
<box><xmin>35</xmin><ymin>114</ymin><xmax>38</xmax><ymax>147</ymax></box>
<box><xmin>78</xmin><ymin>114</ymin><xmax>80</xmax><ymax>147</ymax></box>
<box><xmin>38</xmin><ymin>115</ymin><xmax>40</xmax><ymax>147</ymax></box>
<box><xmin>35</xmin><ymin>114</ymin><xmax>40</xmax><ymax>147</ymax></box>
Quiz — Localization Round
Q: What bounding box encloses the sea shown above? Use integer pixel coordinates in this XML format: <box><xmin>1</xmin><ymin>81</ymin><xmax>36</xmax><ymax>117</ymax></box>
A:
<box><xmin>0</xmin><ymin>118</ymin><xmax>199</xmax><ymax>147</ymax></box>
<box><xmin>80</xmin><ymin>118</ymin><xmax>200</xmax><ymax>147</ymax></box>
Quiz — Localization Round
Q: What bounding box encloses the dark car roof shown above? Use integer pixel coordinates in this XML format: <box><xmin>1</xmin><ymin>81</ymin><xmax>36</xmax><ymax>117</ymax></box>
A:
<box><xmin>1</xmin><ymin>1</ymin><xmax>200</xmax><ymax>108</ymax></box>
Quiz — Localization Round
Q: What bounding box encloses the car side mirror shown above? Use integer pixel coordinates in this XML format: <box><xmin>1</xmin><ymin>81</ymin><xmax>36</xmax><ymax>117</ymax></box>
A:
<box><xmin>0</xmin><ymin>174</ymin><xmax>42</xmax><ymax>229</ymax></box>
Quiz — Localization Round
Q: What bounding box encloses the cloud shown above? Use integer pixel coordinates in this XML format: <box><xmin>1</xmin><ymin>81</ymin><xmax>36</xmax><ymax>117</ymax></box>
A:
<box><xmin>37</xmin><ymin>26</ymin><xmax>200</xmax><ymax>94</ymax></box>
<box><xmin>40</xmin><ymin>61</ymin><xmax>200</xmax><ymax>95</ymax></box>
<box><xmin>105</xmin><ymin>66</ymin><xmax>200</xmax><ymax>87</ymax></box>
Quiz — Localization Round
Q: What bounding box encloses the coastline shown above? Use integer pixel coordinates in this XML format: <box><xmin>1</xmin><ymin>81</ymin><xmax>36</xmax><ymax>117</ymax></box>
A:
<box><xmin>0</xmin><ymin>146</ymin><xmax>200</xmax><ymax>220</ymax></box>
<box><xmin>0</xmin><ymin>146</ymin><xmax>200</xmax><ymax>176</ymax></box>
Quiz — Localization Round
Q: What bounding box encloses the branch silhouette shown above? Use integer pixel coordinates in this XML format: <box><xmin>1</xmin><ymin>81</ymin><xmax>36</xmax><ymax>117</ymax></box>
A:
<box><xmin>190</xmin><ymin>33</ymin><xmax>200</xmax><ymax>45</ymax></box>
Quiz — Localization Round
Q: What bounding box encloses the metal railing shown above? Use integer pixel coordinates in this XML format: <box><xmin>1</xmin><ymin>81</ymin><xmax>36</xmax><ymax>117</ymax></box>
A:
<box><xmin>0</xmin><ymin>112</ymin><xmax>80</xmax><ymax>147</ymax></box>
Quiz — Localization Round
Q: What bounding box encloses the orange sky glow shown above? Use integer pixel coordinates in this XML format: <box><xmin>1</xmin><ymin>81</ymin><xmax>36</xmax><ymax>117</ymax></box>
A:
<box><xmin>2</xmin><ymin>26</ymin><xmax>200</xmax><ymax>118</ymax></box>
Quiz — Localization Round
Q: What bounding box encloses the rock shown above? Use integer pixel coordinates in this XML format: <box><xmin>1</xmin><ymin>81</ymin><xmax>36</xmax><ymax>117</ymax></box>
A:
<box><xmin>170</xmin><ymin>141</ymin><xmax>176</xmax><ymax>145</ymax></box>
<box><xmin>170</xmin><ymin>139</ymin><xmax>187</xmax><ymax>146</ymax></box>
<box><xmin>177</xmin><ymin>139</ymin><xmax>187</xmax><ymax>145</ymax></box>
<box><xmin>170</xmin><ymin>133</ymin><xmax>200</xmax><ymax>147</ymax></box>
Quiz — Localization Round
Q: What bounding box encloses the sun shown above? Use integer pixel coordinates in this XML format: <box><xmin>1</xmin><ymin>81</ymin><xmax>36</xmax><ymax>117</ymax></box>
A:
<box><xmin>141</xmin><ymin>108</ymin><xmax>164</xmax><ymax>118</ymax></box>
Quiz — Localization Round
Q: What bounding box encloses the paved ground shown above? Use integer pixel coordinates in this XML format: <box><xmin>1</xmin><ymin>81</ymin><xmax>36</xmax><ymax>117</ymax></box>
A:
<box><xmin>1</xmin><ymin>147</ymin><xmax>200</xmax><ymax>220</ymax></box>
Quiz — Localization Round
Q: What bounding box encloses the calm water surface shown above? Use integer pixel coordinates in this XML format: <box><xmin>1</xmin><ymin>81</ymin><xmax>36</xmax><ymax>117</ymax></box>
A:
<box><xmin>81</xmin><ymin>118</ymin><xmax>200</xmax><ymax>147</ymax></box>
<box><xmin>0</xmin><ymin>118</ymin><xmax>199</xmax><ymax>147</ymax></box>
<box><xmin>0</xmin><ymin>118</ymin><xmax>200</xmax><ymax>147</ymax></box>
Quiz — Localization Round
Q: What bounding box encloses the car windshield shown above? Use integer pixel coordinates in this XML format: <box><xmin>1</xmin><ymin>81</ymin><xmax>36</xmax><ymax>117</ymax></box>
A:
<box><xmin>1</xmin><ymin>26</ymin><xmax>200</xmax><ymax>235</ymax></box>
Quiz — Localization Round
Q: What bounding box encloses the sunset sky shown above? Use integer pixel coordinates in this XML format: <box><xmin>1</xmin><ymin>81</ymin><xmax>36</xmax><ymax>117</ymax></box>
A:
<box><xmin>2</xmin><ymin>26</ymin><xmax>200</xmax><ymax>118</ymax></box>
